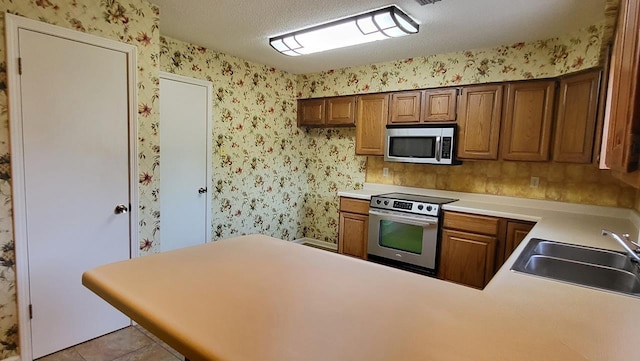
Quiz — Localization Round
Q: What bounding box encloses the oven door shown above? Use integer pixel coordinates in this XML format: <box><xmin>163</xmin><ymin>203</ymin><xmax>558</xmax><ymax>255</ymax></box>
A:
<box><xmin>367</xmin><ymin>209</ymin><xmax>439</xmax><ymax>271</ymax></box>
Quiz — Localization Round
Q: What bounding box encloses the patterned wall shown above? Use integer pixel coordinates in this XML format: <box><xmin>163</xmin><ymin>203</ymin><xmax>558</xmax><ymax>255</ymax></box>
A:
<box><xmin>297</xmin><ymin>23</ymin><xmax>605</xmax><ymax>98</ymax></box>
<box><xmin>159</xmin><ymin>36</ymin><xmax>308</xmax><ymax>241</ymax></box>
<box><xmin>0</xmin><ymin>0</ymin><xmax>160</xmax><ymax>357</ymax></box>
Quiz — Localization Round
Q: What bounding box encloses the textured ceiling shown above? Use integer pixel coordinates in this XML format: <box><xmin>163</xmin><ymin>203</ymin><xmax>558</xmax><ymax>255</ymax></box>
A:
<box><xmin>152</xmin><ymin>0</ymin><xmax>607</xmax><ymax>74</ymax></box>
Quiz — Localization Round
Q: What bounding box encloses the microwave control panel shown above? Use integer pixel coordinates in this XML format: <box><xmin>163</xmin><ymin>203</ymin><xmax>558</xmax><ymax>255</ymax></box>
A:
<box><xmin>441</xmin><ymin>137</ymin><xmax>452</xmax><ymax>159</ymax></box>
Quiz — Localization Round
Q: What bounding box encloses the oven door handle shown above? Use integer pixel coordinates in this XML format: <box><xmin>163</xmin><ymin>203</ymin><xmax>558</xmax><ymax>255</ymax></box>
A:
<box><xmin>369</xmin><ymin>210</ymin><xmax>437</xmax><ymax>227</ymax></box>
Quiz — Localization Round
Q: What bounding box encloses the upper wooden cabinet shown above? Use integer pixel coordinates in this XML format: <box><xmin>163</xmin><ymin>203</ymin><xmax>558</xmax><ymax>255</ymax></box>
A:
<box><xmin>457</xmin><ymin>85</ymin><xmax>503</xmax><ymax>160</ymax></box>
<box><xmin>553</xmin><ymin>70</ymin><xmax>601</xmax><ymax>163</ymax></box>
<box><xmin>389</xmin><ymin>91</ymin><xmax>422</xmax><ymax>123</ymax></box>
<box><xmin>356</xmin><ymin>94</ymin><xmax>389</xmax><ymax>155</ymax></box>
<box><xmin>389</xmin><ymin>88</ymin><xmax>457</xmax><ymax>124</ymax></box>
<box><xmin>298</xmin><ymin>96</ymin><xmax>356</xmax><ymax>127</ymax></box>
<box><xmin>326</xmin><ymin>97</ymin><xmax>356</xmax><ymax>126</ymax></box>
<box><xmin>604</xmin><ymin>0</ymin><xmax>640</xmax><ymax>173</ymax></box>
<box><xmin>501</xmin><ymin>81</ymin><xmax>556</xmax><ymax>161</ymax></box>
<box><xmin>298</xmin><ymin>98</ymin><xmax>325</xmax><ymax>126</ymax></box>
<box><xmin>423</xmin><ymin>88</ymin><xmax>457</xmax><ymax>121</ymax></box>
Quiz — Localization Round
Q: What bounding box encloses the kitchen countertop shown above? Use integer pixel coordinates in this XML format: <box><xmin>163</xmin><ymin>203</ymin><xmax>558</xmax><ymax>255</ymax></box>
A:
<box><xmin>82</xmin><ymin>184</ymin><xmax>640</xmax><ymax>361</ymax></box>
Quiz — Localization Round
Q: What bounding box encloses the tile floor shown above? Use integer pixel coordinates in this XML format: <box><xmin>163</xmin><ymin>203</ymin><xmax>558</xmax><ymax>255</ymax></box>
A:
<box><xmin>37</xmin><ymin>325</ymin><xmax>185</xmax><ymax>361</ymax></box>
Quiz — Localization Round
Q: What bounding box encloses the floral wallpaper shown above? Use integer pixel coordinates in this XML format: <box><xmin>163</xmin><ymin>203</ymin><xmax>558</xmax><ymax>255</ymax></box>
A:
<box><xmin>0</xmin><ymin>0</ymin><xmax>160</xmax><ymax>357</ymax></box>
<box><xmin>297</xmin><ymin>23</ymin><xmax>605</xmax><ymax>98</ymax></box>
<box><xmin>159</xmin><ymin>36</ymin><xmax>309</xmax><ymax>242</ymax></box>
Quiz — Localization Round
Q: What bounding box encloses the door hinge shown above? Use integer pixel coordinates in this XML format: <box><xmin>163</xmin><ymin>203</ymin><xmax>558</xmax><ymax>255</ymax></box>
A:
<box><xmin>29</xmin><ymin>304</ymin><xmax>32</xmax><ymax>319</ymax></box>
<box><xmin>18</xmin><ymin>57</ymin><xmax>22</xmax><ymax>75</ymax></box>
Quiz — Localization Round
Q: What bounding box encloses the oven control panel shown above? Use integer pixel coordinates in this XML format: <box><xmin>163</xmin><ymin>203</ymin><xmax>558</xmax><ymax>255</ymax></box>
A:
<box><xmin>370</xmin><ymin>197</ymin><xmax>440</xmax><ymax>217</ymax></box>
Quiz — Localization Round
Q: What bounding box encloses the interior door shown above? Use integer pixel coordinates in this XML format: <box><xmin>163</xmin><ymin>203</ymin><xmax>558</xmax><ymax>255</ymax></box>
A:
<box><xmin>18</xmin><ymin>28</ymin><xmax>131</xmax><ymax>358</ymax></box>
<box><xmin>160</xmin><ymin>74</ymin><xmax>211</xmax><ymax>252</ymax></box>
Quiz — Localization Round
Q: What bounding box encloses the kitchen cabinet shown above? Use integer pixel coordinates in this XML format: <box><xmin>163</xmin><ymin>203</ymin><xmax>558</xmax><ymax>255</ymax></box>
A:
<box><xmin>338</xmin><ymin>197</ymin><xmax>369</xmax><ymax>259</ymax></box>
<box><xmin>440</xmin><ymin>229</ymin><xmax>497</xmax><ymax>289</ymax></box>
<box><xmin>326</xmin><ymin>96</ymin><xmax>357</xmax><ymax>126</ymax></box>
<box><xmin>297</xmin><ymin>96</ymin><xmax>356</xmax><ymax>127</ymax></box>
<box><xmin>604</xmin><ymin>0</ymin><xmax>640</xmax><ymax>173</ymax></box>
<box><xmin>440</xmin><ymin>211</ymin><xmax>500</xmax><ymax>289</ymax></box>
<box><xmin>422</xmin><ymin>88</ymin><xmax>457</xmax><ymax>121</ymax></box>
<box><xmin>501</xmin><ymin>80</ymin><xmax>555</xmax><ymax>161</ymax></box>
<box><xmin>356</xmin><ymin>94</ymin><xmax>389</xmax><ymax>156</ymax></box>
<box><xmin>440</xmin><ymin>211</ymin><xmax>535</xmax><ymax>289</ymax></box>
<box><xmin>388</xmin><ymin>88</ymin><xmax>457</xmax><ymax>124</ymax></box>
<box><xmin>389</xmin><ymin>91</ymin><xmax>422</xmax><ymax>123</ymax></box>
<box><xmin>504</xmin><ymin>221</ymin><xmax>535</xmax><ymax>260</ymax></box>
<box><xmin>553</xmin><ymin>70</ymin><xmax>601</xmax><ymax>163</ymax></box>
<box><xmin>297</xmin><ymin>98</ymin><xmax>325</xmax><ymax>126</ymax></box>
<box><xmin>456</xmin><ymin>84</ymin><xmax>503</xmax><ymax>160</ymax></box>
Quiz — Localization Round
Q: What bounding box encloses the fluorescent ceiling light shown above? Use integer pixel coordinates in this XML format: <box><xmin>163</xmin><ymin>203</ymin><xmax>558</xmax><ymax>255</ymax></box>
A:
<box><xmin>270</xmin><ymin>6</ymin><xmax>419</xmax><ymax>56</ymax></box>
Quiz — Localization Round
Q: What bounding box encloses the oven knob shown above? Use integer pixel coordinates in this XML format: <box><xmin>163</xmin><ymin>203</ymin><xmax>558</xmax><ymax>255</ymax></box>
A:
<box><xmin>426</xmin><ymin>205</ymin><xmax>433</xmax><ymax>212</ymax></box>
<box><xmin>376</xmin><ymin>200</ymin><xmax>381</xmax><ymax>205</ymax></box>
<box><xmin>383</xmin><ymin>201</ymin><xmax>389</xmax><ymax>206</ymax></box>
<box><xmin>417</xmin><ymin>204</ymin><xmax>424</xmax><ymax>210</ymax></box>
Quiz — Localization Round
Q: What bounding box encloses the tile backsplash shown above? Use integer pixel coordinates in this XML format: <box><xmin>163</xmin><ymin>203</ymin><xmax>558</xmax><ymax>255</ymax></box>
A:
<box><xmin>366</xmin><ymin>157</ymin><xmax>637</xmax><ymax>208</ymax></box>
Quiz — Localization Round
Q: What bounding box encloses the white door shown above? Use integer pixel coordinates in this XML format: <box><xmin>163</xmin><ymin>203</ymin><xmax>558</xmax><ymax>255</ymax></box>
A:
<box><xmin>160</xmin><ymin>73</ymin><xmax>212</xmax><ymax>252</ymax></box>
<box><xmin>17</xmin><ymin>28</ymin><xmax>132</xmax><ymax>358</ymax></box>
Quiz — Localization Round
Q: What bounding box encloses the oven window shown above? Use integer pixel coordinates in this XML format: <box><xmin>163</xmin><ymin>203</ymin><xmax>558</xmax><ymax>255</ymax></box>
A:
<box><xmin>389</xmin><ymin>137</ymin><xmax>435</xmax><ymax>158</ymax></box>
<box><xmin>379</xmin><ymin>220</ymin><xmax>423</xmax><ymax>254</ymax></box>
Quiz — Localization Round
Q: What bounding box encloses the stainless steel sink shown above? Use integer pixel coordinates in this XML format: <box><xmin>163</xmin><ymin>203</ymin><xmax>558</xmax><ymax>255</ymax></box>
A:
<box><xmin>512</xmin><ymin>238</ymin><xmax>640</xmax><ymax>297</ymax></box>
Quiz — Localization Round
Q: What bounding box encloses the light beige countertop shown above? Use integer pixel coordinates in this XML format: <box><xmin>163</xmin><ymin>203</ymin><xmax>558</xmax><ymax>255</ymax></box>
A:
<box><xmin>83</xmin><ymin>184</ymin><xmax>640</xmax><ymax>361</ymax></box>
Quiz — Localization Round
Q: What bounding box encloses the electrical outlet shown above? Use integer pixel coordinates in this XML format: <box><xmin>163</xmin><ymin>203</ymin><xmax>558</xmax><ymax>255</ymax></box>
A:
<box><xmin>383</xmin><ymin>167</ymin><xmax>390</xmax><ymax>177</ymax></box>
<box><xmin>530</xmin><ymin>176</ymin><xmax>539</xmax><ymax>188</ymax></box>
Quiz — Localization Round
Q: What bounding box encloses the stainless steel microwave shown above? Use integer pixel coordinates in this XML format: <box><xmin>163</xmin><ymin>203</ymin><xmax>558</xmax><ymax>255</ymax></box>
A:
<box><xmin>384</xmin><ymin>124</ymin><xmax>459</xmax><ymax>165</ymax></box>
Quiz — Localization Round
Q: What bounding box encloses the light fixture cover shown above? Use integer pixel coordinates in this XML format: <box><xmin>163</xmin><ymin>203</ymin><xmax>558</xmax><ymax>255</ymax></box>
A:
<box><xmin>270</xmin><ymin>6</ymin><xmax>419</xmax><ymax>56</ymax></box>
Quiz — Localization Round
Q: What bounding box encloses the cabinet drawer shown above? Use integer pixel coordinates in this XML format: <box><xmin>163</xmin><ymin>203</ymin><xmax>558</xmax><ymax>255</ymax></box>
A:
<box><xmin>339</xmin><ymin>197</ymin><xmax>370</xmax><ymax>215</ymax></box>
<box><xmin>443</xmin><ymin>211</ymin><xmax>500</xmax><ymax>236</ymax></box>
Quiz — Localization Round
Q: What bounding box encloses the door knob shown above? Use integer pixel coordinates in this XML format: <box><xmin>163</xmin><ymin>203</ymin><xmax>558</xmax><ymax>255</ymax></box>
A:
<box><xmin>198</xmin><ymin>187</ymin><xmax>207</xmax><ymax>194</ymax></box>
<box><xmin>114</xmin><ymin>204</ymin><xmax>128</xmax><ymax>214</ymax></box>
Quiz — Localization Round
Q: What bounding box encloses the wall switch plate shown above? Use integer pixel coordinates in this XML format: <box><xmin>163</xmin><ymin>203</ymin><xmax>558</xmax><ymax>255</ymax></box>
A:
<box><xmin>530</xmin><ymin>176</ymin><xmax>539</xmax><ymax>188</ymax></box>
<box><xmin>383</xmin><ymin>167</ymin><xmax>389</xmax><ymax>177</ymax></box>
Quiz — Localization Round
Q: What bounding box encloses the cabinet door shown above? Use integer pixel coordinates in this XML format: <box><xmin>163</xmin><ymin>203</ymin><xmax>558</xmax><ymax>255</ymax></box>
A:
<box><xmin>504</xmin><ymin>221</ymin><xmax>535</xmax><ymax>260</ymax></box>
<box><xmin>501</xmin><ymin>81</ymin><xmax>555</xmax><ymax>161</ymax></box>
<box><xmin>338</xmin><ymin>212</ymin><xmax>368</xmax><ymax>259</ymax></box>
<box><xmin>456</xmin><ymin>85</ymin><xmax>503</xmax><ymax>160</ymax></box>
<box><xmin>326</xmin><ymin>96</ymin><xmax>356</xmax><ymax>126</ymax></box>
<box><xmin>423</xmin><ymin>88</ymin><xmax>457</xmax><ymax>121</ymax></box>
<box><xmin>356</xmin><ymin>94</ymin><xmax>389</xmax><ymax>155</ymax></box>
<box><xmin>298</xmin><ymin>99</ymin><xmax>325</xmax><ymax>126</ymax></box>
<box><xmin>553</xmin><ymin>71</ymin><xmax>600</xmax><ymax>163</ymax></box>
<box><xmin>439</xmin><ymin>229</ymin><xmax>497</xmax><ymax>289</ymax></box>
<box><xmin>389</xmin><ymin>91</ymin><xmax>421</xmax><ymax>123</ymax></box>
<box><xmin>605</xmin><ymin>0</ymin><xmax>640</xmax><ymax>172</ymax></box>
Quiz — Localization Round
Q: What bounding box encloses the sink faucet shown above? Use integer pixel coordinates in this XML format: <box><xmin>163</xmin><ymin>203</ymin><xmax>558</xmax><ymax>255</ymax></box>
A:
<box><xmin>602</xmin><ymin>229</ymin><xmax>640</xmax><ymax>263</ymax></box>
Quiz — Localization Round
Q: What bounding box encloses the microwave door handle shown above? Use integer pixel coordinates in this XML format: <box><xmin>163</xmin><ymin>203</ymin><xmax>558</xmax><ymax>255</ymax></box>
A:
<box><xmin>369</xmin><ymin>210</ymin><xmax>437</xmax><ymax>227</ymax></box>
<box><xmin>435</xmin><ymin>136</ymin><xmax>442</xmax><ymax>162</ymax></box>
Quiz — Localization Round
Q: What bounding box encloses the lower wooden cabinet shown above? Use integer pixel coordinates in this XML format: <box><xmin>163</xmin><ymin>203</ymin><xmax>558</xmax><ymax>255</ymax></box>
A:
<box><xmin>504</xmin><ymin>221</ymin><xmax>535</xmax><ymax>260</ymax></box>
<box><xmin>439</xmin><ymin>229</ymin><xmax>496</xmax><ymax>289</ymax></box>
<box><xmin>338</xmin><ymin>197</ymin><xmax>369</xmax><ymax>259</ymax></box>
<box><xmin>440</xmin><ymin>211</ymin><xmax>535</xmax><ymax>289</ymax></box>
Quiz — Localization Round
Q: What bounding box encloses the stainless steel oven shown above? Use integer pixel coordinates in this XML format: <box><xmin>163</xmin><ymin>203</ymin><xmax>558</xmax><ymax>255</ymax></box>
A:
<box><xmin>367</xmin><ymin>193</ymin><xmax>457</xmax><ymax>275</ymax></box>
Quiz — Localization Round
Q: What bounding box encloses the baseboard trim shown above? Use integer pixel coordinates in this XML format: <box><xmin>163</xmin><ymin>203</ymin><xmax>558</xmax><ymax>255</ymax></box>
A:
<box><xmin>292</xmin><ymin>237</ymin><xmax>337</xmax><ymax>251</ymax></box>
